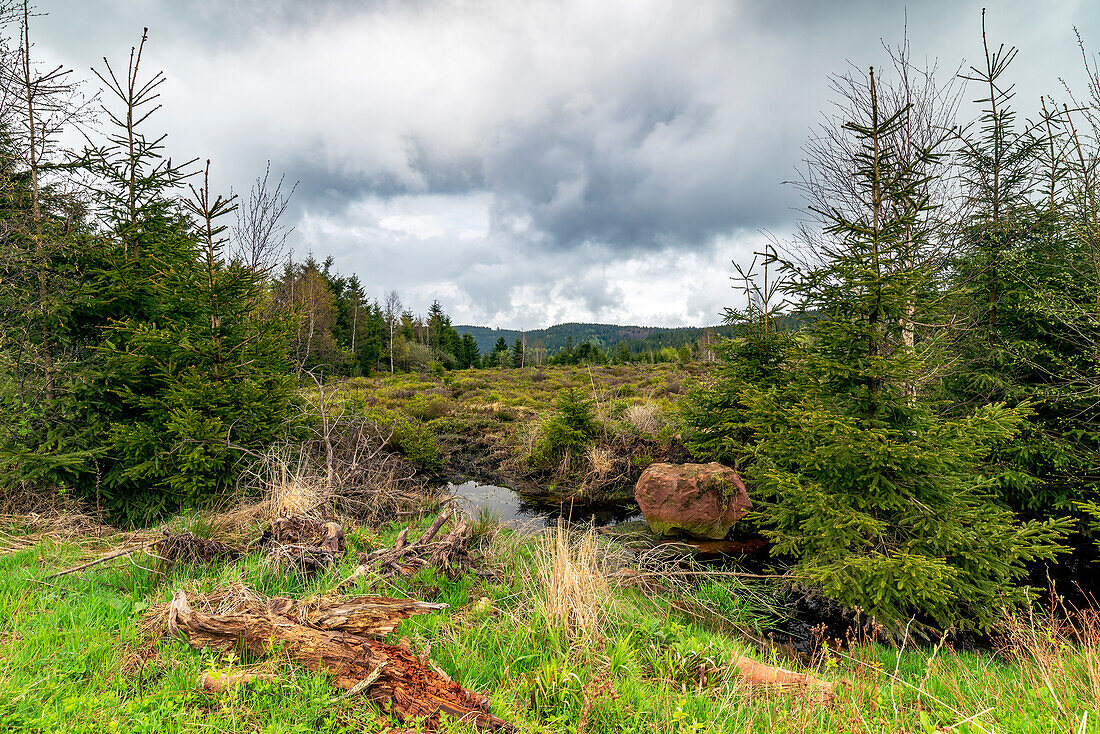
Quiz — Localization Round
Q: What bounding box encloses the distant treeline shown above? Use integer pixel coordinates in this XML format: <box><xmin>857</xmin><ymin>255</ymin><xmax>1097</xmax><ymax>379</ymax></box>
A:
<box><xmin>281</xmin><ymin>261</ymin><xmax>809</xmax><ymax>374</ymax></box>
<box><xmin>276</xmin><ymin>259</ymin><xmax>729</xmax><ymax>373</ymax></box>
<box><xmin>455</xmin><ymin>322</ymin><xmax>738</xmax><ymax>358</ymax></box>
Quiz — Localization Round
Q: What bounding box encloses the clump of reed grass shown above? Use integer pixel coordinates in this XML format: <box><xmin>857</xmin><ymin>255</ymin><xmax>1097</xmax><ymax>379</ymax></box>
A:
<box><xmin>623</xmin><ymin>402</ymin><xmax>664</xmax><ymax>437</ymax></box>
<box><xmin>527</xmin><ymin>522</ymin><xmax>612</xmax><ymax>644</ymax></box>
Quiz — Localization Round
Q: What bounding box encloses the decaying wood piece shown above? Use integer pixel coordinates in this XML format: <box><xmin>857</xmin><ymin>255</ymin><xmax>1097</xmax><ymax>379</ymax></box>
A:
<box><xmin>267</xmin><ymin>595</ymin><xmax>447</xmax><ymax>637</ymax></box>
<box><xmin>257</xmin><ymin>515</ymin><xmax>347</xmax><ymax>576</ymax></box>
<box><xmin>168</xmin><ymin>590</ymin><xmax>512</xmax><ymax>731</ymax></box>
<box><xmin>731</xmin><ymin>655</ymin><xmax>835</xmax><ymax>700</ymax></box>
<box><xmin>339</xmin><ymin>510</ymin><xmax>473</xmax><ymax>589</ymax></box>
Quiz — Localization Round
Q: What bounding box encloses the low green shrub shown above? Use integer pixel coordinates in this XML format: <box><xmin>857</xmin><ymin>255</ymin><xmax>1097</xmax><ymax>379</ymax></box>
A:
<box><xmin>405</xmin><ymin>396</ymin><xmax>454</xmax><ymax>421</ymax></box>
<box><xmin>529</xmin><ymin>389</ymin><xmax>600</xmax><ymax>470</ymax></box>
<box><xmin>363</xmin><ymin>407</ymin><xmax>441</xmax><ymax>471</ymax></box>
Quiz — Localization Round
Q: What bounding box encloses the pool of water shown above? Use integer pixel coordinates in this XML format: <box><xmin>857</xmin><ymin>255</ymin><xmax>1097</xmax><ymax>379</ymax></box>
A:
<box><xmin>446</xmin><ymin>480</ymin><xmax>642</xmax><ymax>528</ymax></box>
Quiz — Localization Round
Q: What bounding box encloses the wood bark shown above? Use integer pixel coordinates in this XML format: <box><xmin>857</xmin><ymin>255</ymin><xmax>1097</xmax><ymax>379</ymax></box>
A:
<box><xmin>267</xmin><ymin>595</ymin><xmax>447</xmax><ymax>638</ymax></box>
<box><xmin>168</xmin><ymin>590</ymin><xmax>512</xmax><ymax>731</ymax></box>
<box><xmin>731</xmin><ymin>655</ymin><xmax>834</xmax><ymax>700</ymax></box>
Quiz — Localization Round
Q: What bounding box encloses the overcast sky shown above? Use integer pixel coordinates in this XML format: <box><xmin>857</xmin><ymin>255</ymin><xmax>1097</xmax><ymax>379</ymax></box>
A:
<box><xmin>28</xmin><ymin>0</ymin><xmax>1100</xmax><ymax>329</ymax></box>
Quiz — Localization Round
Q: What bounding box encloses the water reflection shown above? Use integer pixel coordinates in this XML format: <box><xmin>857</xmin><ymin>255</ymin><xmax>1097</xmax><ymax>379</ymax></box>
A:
<box><xmin>446</xmin><ymin>480</ymin><xmax>641</xmax><ymax>528</ymax></box>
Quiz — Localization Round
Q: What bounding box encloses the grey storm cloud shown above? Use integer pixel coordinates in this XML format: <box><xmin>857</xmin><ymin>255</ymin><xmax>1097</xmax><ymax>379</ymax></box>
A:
<box><xmin>25</xmin><ymin>0</ymin><xmax>1100</xmax><ymax>328</ymax></box>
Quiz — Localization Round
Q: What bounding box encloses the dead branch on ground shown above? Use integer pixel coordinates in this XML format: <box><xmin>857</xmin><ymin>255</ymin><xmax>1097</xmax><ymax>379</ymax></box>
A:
<box><xmin>340</xmin><ymin>509</ymin><xmax>472</xmax><ymax>589</ymax></box>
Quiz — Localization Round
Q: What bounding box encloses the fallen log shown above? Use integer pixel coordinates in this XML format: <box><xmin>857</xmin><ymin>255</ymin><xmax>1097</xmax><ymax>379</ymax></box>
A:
<box><xmin>168</xmin><ymin>589</ymin><xmax>512</xmax><ymax>731</ymax></box>
<box><xmin>267</xmin><ymin>595</ymin><xmax>447</xmax><ymax>637</ymax></box>
<box><xmin>731</xmin><ymin>655</ymin><xmax>835</xmax><ymax>700</ymax></box>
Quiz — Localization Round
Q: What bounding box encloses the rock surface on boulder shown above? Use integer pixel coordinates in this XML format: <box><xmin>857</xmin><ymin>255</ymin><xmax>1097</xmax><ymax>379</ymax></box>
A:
<box><xmin>634</xmin><ymin>462</ymin><xmax>752</xmax><ymax>539</ymax></box>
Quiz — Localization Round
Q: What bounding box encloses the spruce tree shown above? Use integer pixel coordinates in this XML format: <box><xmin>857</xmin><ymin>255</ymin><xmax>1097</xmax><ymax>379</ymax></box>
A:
<box><xmin>71</xmin><ymin>33</ymin><xmax>296</xmax><ymax>521</ymax></box>
<box><xmin>460</xmin><ymin>332</ymin><xmax>480</xmax><ymax>369</ymax></box>
<box><xmin>0</xmin><ymin>3</ymin><xmax>98</xmax><ymax>490</ymax></box>
<box><xmin>97</xmin><ymin>163</ymin><xmax>298</xmax><ymax>520</ymax></box>
<box><xmin>945</xmin><ymin>21</ymin><xmax>1100</xmax><ymax>529</ymax></box>
<box><xmin>689</xmin><ymin>64</ymin><xmax>1066</xmax><ymax>633</ymax></box>
<box><xmin>681</xmin><ymin>248</ymin><xmax>793</xmax><ymax>468</ymax></box>
<box><xmin>489</xmin><ymin>336</ymin><xmax>509</xmax><ymax>369</ymax></box>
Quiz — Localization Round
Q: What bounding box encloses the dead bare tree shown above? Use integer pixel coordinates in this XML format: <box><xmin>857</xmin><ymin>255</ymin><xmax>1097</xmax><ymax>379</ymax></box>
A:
<box><xmin>0</xmin><ymin>1</ymin><xmax>91</xmax><ymax>405</ymax></box>
<box><xmin>232</xmin><ymin>161</ymin><xmax>296</xmax><ymax>275</ymax></box>
<box><xmin>384</xmin><ymin>290</ymin><xmax>401</xmax><ymax>373</ymax></box>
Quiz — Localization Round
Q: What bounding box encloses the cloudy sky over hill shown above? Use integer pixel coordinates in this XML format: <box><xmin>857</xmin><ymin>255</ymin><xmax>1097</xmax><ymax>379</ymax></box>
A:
<box><xmin>33</xmin><ymin>0</ymin><xmax>1100</xmax><ymax>329</ymax></box>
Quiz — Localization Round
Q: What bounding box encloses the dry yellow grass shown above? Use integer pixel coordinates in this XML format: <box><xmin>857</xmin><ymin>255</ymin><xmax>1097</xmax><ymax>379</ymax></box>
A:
<box><xmin>624</xmin><ymin>402</ymin><xmax>663</xmax><ymax>436</ymax></box>
<box><xmin>529</xmin><ymin>523</ymin><xmax>611</xmax><ymax>643</ymax></box>
<box><xmin>266</xmin><ymin>470</ymin><xmax>324</xmax><ymax>519</ymax></box>
<box><xmin>233</xmin><ymin>446</ymin><xmax>326</xmax><ymax>522</ymax></box>
<box><xmin>585</xmin><ymin>445</ymin><xmax>615</xmax><ymax>479</ymax></box>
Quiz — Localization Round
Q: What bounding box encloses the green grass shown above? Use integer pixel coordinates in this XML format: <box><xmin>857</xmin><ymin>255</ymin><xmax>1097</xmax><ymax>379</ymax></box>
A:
<box><xmin>0</xmin><ymin>515</ymin><xmax>1096</xmax><ymax>733</ymax></box>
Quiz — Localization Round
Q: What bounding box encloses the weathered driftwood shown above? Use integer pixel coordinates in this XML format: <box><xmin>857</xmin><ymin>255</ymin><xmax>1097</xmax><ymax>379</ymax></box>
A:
<box><xmin>267</xmin><ymin>595</ymin><xmax>447</xmax><ymax>637</ymax></box>
<box><xmin>339</xmin><ymin>510</ymin><xmax>472</xmax><ymax>589</ymax></box>
<box><xmin>731</xmin><ymin>655</ymin><xmax>835</xmax><ymax>700</ymax></box>
<box><xmin>167</xmin><ymin>590</ymin><xmax>512</xmax><ymax>731</ymax></box>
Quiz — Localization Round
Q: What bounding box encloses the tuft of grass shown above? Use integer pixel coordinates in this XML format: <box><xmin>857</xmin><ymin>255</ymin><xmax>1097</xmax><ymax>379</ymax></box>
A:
<box><xmin>527</xmin><ymin>523</ymin><xmax>611</xmax><ymax>644</ymax></box>
<box><xmin>623</xmin><ymin>402</ymin><xmax>664</xmax><ymax>437</ymax></box>
<box><xmin>585</xmin><ymin>445</ymin><xmax>615</xmax><ymax>479</ymax></box>
<box><xmin>469</xmin><ymin>506</ymin><xmax>503</xmax><ymax>542</ymax></box>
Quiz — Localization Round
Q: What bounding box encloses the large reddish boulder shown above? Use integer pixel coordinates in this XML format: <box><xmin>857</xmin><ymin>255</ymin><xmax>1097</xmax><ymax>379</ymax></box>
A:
<box><xmin>634</xmin><ymin>462</ymin><xmax>752</xmax><ymax>539</ymax></box>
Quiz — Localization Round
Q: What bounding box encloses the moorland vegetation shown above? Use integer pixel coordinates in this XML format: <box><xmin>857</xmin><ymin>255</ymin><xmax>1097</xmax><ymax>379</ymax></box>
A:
<box><xmin>0</xmin><ymin>4</ymin><xmax>1099</xmax><ymax>732</ymax></box>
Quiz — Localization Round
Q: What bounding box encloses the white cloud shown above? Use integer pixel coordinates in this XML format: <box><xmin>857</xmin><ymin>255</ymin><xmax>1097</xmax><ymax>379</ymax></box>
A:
<box><xmin>27</xmin><ymin>0</ymin><xmax>1100</xmax><ymax>328</ymax></box>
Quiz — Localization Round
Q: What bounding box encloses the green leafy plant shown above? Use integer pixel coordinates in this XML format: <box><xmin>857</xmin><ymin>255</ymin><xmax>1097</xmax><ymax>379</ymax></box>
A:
<box><xmin>519</xmin><ymin>658</ymin><xmax>583</xmax><ymax>719</ymax></box>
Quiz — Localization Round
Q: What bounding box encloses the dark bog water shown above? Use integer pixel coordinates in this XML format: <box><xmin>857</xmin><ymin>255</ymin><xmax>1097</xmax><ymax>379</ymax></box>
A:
<box><xmin>445</xmin><ymin>480</ymin><xmax>642</xmax><ymax>528</ymax></box>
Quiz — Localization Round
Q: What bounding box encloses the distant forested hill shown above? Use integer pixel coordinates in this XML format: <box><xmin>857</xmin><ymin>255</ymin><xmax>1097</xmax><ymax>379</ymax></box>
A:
<box><xmin>454</xmin><ymin>322</ymin><xmax>738</xmax><ymax>356</ymax></box>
